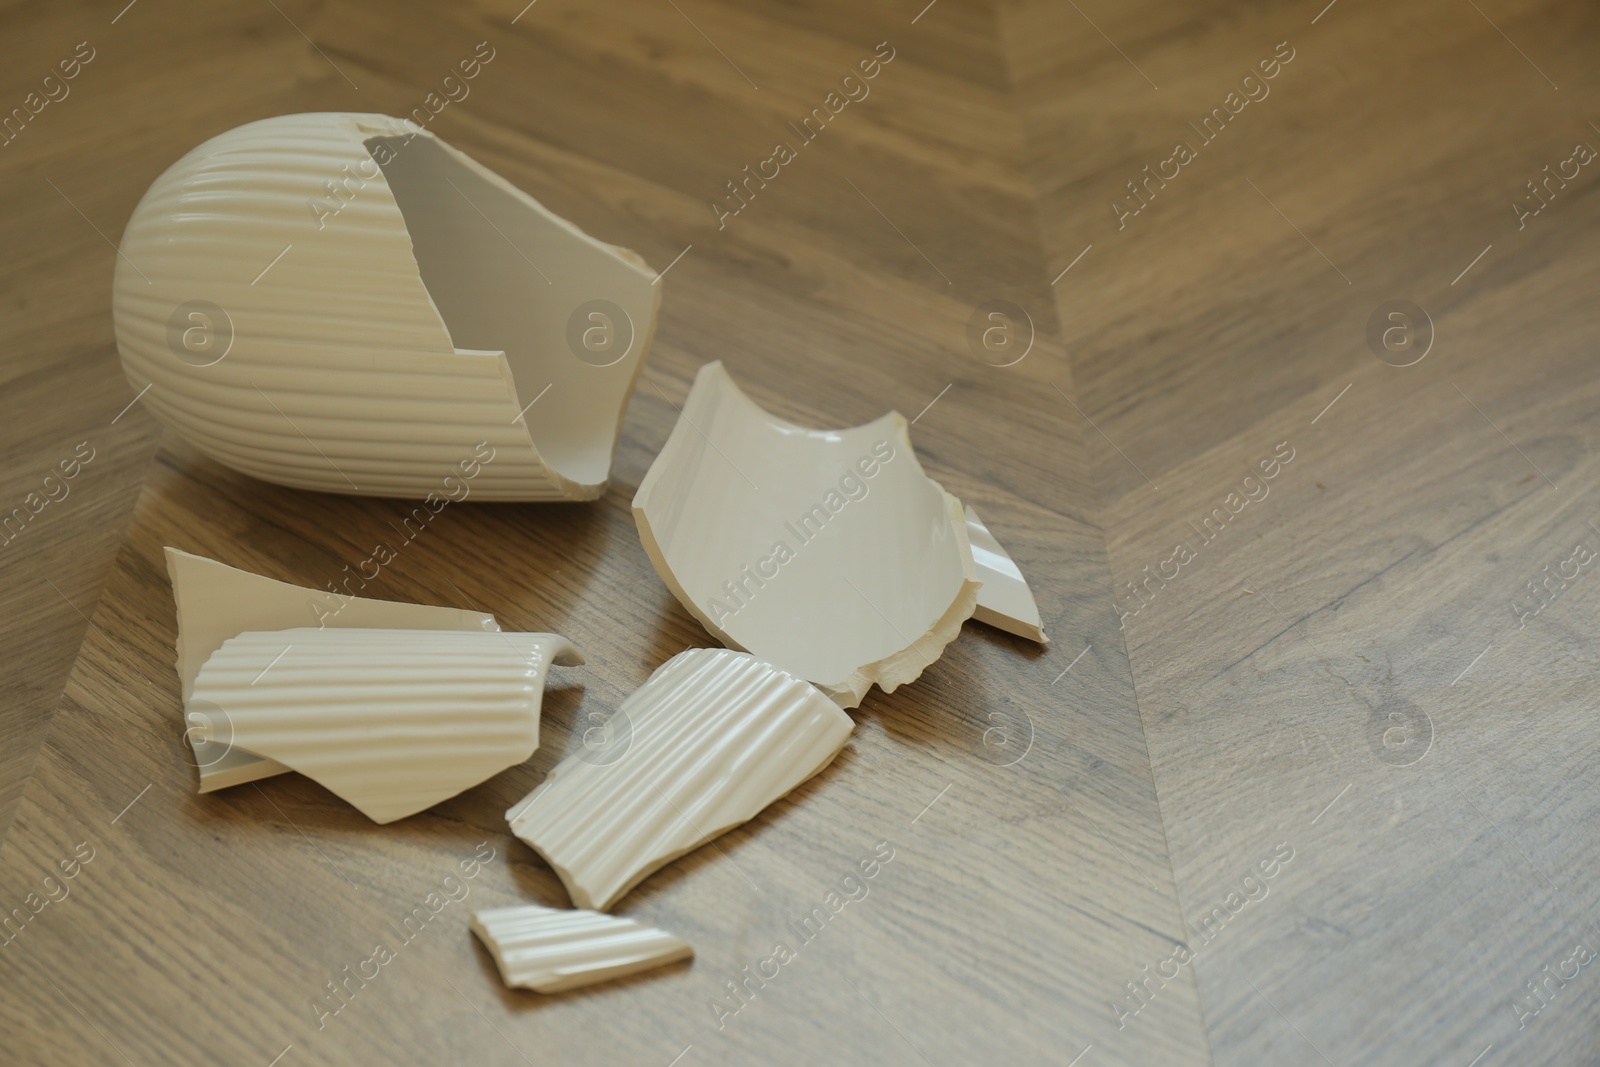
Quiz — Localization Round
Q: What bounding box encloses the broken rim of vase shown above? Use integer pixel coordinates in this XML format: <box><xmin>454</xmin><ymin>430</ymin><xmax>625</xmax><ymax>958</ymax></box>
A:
<box><xmin>632</xmin><ymin>362</ymin><xmax>979</xmax><ymax>708</ymax></box>
<box><xmin>506</xmin><ymin>648</ymin><xmax>853</xmax><ymax>911</ymax></box>
<box><xmin>964</xmin><ymin>505</ymin><xmax>1048</xmax><ymax>644</ymax></box>
<box><xmin>189</xmin><ymin>627</ymin><xmax>578</xmax><ymax>824</ymax></box>
<box><xmin>470</xmin><ymin>904</ymin><xmax>692</xmax><ymax>993</ymax></box>
<box><xmin>113</xmin><ymin>113</ymin><xmax>660</xmax><ymax>501</ymax></box>
<box><xmin>166</xmin><ymin>546</ymin><xmax>583</xmax><ymax>814</ymax></box>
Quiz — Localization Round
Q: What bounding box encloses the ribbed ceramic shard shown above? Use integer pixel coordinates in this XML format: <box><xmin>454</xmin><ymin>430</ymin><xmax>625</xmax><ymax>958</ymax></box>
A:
<box><xmin>470</xmin><ymin>904</ymin><xmax>692</xmax><ymax>992</ymax></box>
<box><xmin>190</xmin><ymin>627</ymin><xmax>580</xmax><ymax>823</ymax></box>
<box><xmin>964</xmin><ymin>505</ymin><xmax>1048</xmax><ymax>643</ymax></box>
<box><xmin>115</xmin><ymin>112</ymin><xmax>659</xmax><ymax>500</ymax></box>
<box><xmin>632</xmin><ymin>362</ymin><xmax>979</xmax><ymax>708</ymax></box>
<box><xmin>507</xmin><ymin>648</ymin><xmax>853</xmax><ymax>910</ymax></box>
<box><xmin>166</xmin><ymin>546</ymin><xmax>504</xmax><ymax>789</ymax></box>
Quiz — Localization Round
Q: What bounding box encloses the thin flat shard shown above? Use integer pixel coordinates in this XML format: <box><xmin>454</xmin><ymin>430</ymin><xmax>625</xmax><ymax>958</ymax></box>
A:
<box><xmin>470</xmin><ymin>904</ymin><xmax>692</xmax><ymax>993</ymax></box>
<box><xmin>190</xmin><ymin>627</ymin><xmax>580</xmax><ymax>823</ymax></box>
<box><xmin>965</xmin><ymin>505</ymin><xmax>1048</xmax><ymax>643</ymax></box>
<box><xmin>506</xmin><ymin>648</ymin><xmax>853</xmax><ymax>910</ymax></box>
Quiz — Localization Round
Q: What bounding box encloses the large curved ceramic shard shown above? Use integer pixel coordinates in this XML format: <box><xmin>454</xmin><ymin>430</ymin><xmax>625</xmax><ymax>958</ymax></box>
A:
<box><xmin>190</xmin><ymin>627</ymin><xmax>579</xmax><ymax>824</ymax></box>
<box><xmin>166</xmin><ymin>546</ymin><xmax>504</xmax><ymax>788</ymax></box>
<box><xmin>507</xmin><ymin>648</ymin><xmax>853</xmax><ymax>910</ymax></box>
<box><xmin>964</xmin><ymin>505</ymin><xmax>1048</xmax><ymax>644</ymax></box>
<box><xmin>470</xmin><ymin>904</ymin><xmax>692</xmax><ymax>993</ymax></box>
<box><xmin>632</xmin><ymin>362</ymin><xmax>979</xmax><ymax>708</ymax></box>
<box><xmin>114</xmin><ymin>112</ymin><xmax>659</xmax><ymax>500</ymax></box>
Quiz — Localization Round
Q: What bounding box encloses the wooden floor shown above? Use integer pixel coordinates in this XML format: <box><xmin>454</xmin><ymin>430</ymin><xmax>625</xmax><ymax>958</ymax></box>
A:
<box><xmin>2</xmin><ymin>0</ymin><xmax>1597</xmax><ymax>1064</ymax></box>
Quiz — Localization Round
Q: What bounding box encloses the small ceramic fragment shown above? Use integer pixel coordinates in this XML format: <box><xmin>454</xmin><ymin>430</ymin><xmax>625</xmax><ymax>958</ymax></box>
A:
<box><xmin>166</xmin><ymin>547</ymin><xmax>503</xmax><ymax>788</ymax></box>
<box><xmin>507</xmin><ymin>648</ymin><xmax>853</xmax><ymax>910</ymax></box>
<box><xmin>470</xmin><ymin>904</ymin><xmax>692</xmax><ymax>993</ymax></box>
<box><xmin>632</xmin><ymin>362</ymin><xmax>979</xmax><ymax>708</ymax></box>
<box><xmin>115</xmin><ymin>113</ymin><xmax>659</xmax><ymax>500</ymax></box>
<box><xmin>190</xmin><ymin>627</ymin><xmax>579</xmax><ymax>824</ymax></box>
<box><xmin>964</xmin><ymin>505</ymin><xmax>1048</xmax><ymax>643</ymax></box>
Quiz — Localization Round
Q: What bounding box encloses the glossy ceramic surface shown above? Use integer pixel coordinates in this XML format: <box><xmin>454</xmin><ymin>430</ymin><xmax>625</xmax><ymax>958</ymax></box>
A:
<box><xmin>965</xmin><ymin>505</ymin><xmax>1048</xmax><ymax>643</ymax></box>
<box><xmin>632</xmin><ymin>362</ymin><xmax>979</xmax><ymax>707</ymax></box>
<box><xmin>470</xmin><ymin>904</ymin><xmax>692</xmax><ymax>993</ymax></box>
<box><xmin>115</xmin><ymin>113</ymin><xmax>659</xmax><ymax>500</ymax></box>
<box><xmin>166</xmin><ymin>546</ymin><xmax>502</xmax><ymax>787</ymax></box>
<box><xmin>190</xmin><ymin>627</ymin><xmax>577</xmax><ymax>824</ymax></box>
<box><xmin>506</xmin><ymin>648</ymin><xmax>852</xmax><ymax>910</ymax></box>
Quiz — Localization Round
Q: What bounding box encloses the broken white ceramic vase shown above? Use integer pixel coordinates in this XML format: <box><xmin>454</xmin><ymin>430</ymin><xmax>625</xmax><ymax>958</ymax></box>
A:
<box><xmin>167</xmin><ymin>547</ymin><xmax>581</xmax><ymax>821</ymax></box>
<box><xmin>507</xmin><ymin>648</ymin><xmax>853</xmax><ymax>910</ymax></box>
<box><xmin>633</xmin><ymin>362</ymin><xmax>979</xmax><ymax>708</ymax></box>
<box><xmin>114</xmin><ymin>113</ymin><xmax>659</xmax><ymax>500</ymax></box>
<box><xmin>190</xmin><ymin>627</ymin><xmax>577</xmax><ymax>824</ymax></box>
<box><xmin>470</xmin><ymin>904</ymin><xmax>692</xmax><ymax>993</ymax></box>
<box><xmin>964</xmin><ymin>506</ymin><xmax>1047</xmax><ymax>643</ymax></box>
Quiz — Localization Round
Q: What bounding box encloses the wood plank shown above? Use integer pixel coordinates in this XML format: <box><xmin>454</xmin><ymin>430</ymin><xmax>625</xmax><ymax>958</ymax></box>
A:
<box><xmin>1002</xmin><ymin>0</ymin><xmax>1600</xmax><ymax>1062</ymax></box>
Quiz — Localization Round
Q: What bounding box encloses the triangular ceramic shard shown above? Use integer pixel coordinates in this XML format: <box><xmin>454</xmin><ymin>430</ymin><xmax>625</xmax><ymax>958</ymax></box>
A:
<box><xmin>964</xmin><ymin>505</ymin><xmax>1048</xmax><ymax>643</ymax></box>
<box><xmin>469</xmin><ymin>904</ymin><xmax>693</xmax><ymax>993</ymax></box>
<box><xmin>189</xmin><ymin>627</ymin><xmax>580</xmax><ymax>824</ymax></box>
<box><xmin>631</xmin><ymin>362</ymin><xmax>980</xmax><ymax>708</ymax></box>
<box><xmin>113</xmin><ymin>112</ymin><xmax>660</xmax><ymax>501</ymax></box>
<box><xmin>506</xmin><ymin>648</ymin><xmax>853</xmax><ymax>911</ymax></box>
<box><xmin>166</xmin><ymin>547</ymin><xmax>506</xmax><ymax>788</ymax></box>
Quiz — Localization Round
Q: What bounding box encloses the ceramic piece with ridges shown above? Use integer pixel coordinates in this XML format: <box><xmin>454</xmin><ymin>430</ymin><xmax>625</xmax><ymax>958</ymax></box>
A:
<box><xmin>166</xmin><ymin>546</ymin><xmax>503</xmax><ymax>788</ymax></box>
<box><xmin>189</xmin><ymin>627</ymin><xmax>580</xmax><ymax>823</ymax></box>
<box><xmin>506</xmin><ymin>648</ymin><xmax>852</xmax><ymax>910</ymax></box>
<box><xmin>964</xmin><ymin>505</ymin><xmax>1048</xmax><ymax>643</ymax></box>
<box><xmin>470</xmin><ymin>904</ymin><xmax>692</xmax><ymax>992</ymax></box>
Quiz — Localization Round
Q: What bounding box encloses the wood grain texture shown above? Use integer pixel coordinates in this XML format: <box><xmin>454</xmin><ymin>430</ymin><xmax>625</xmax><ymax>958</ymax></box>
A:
<box><xmin>3</xmin><ymin>0</ymin><xmax>1595</xmax><ymax>1064</ymax></box>
<box><xmin>0</xmin><ymin>0</ymin><xmax>338</xmax><ymax>842</ymax></box>
<box><xmin>1001</xmin><ymin>0</ymin><xmax>1600</xmax><ymax>1063</ymax></box>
